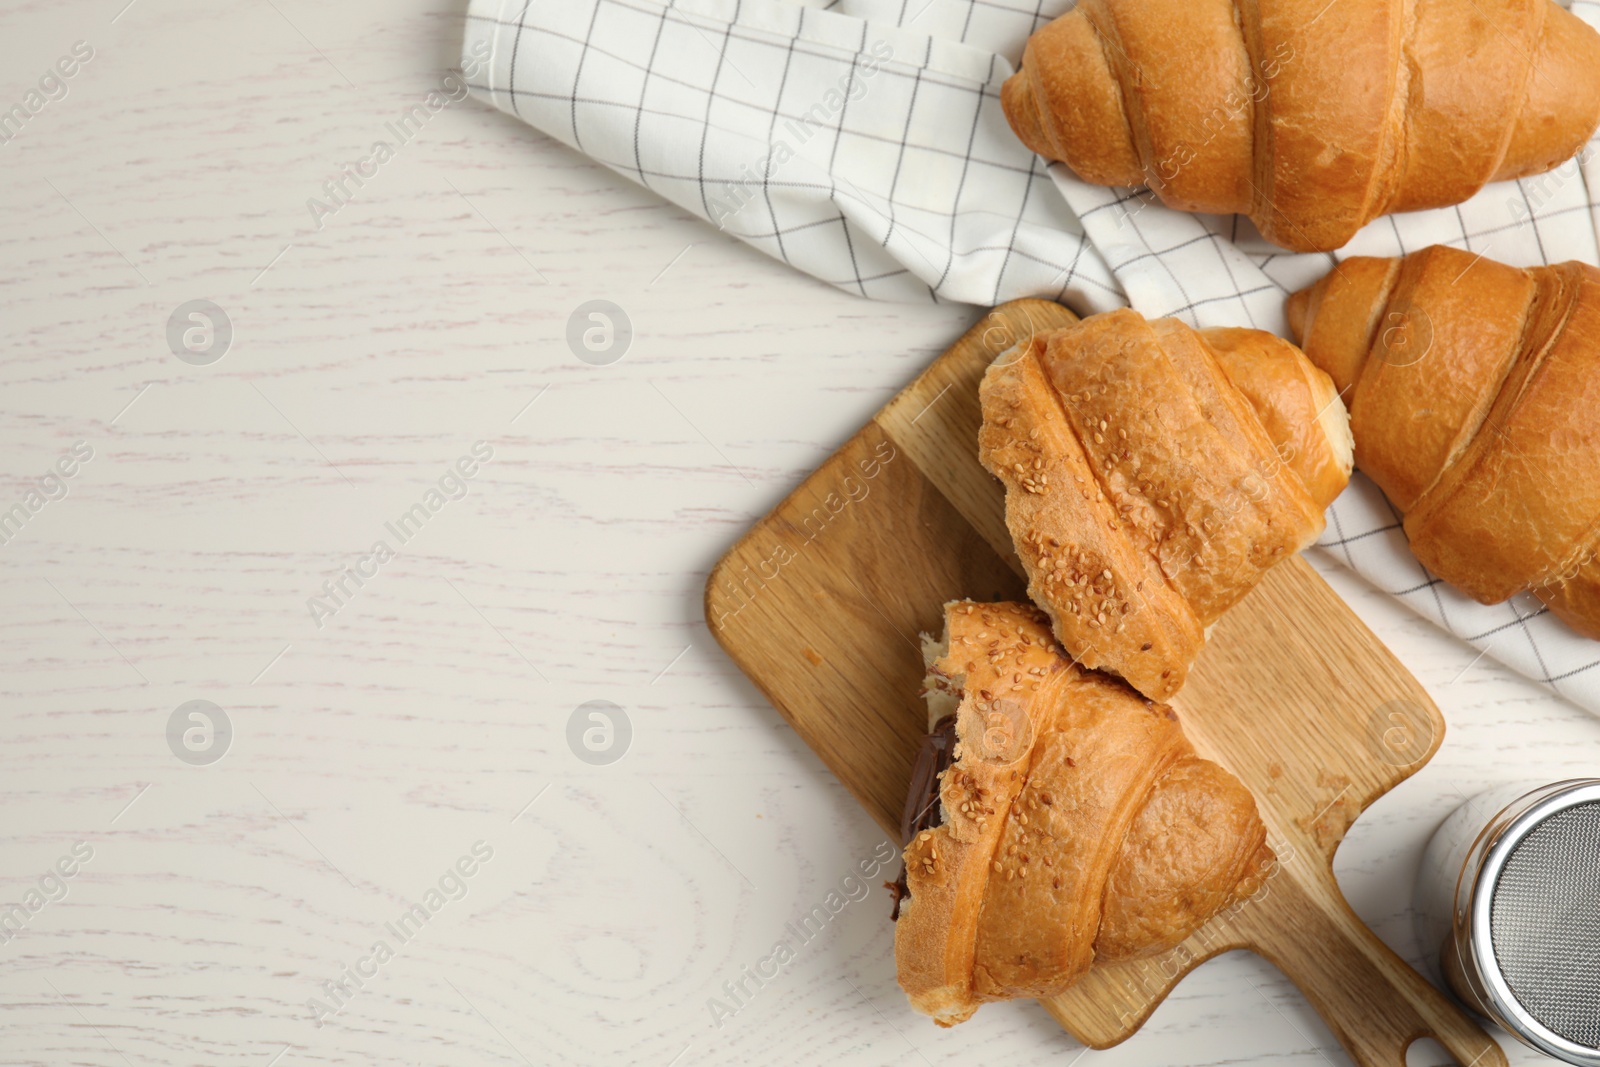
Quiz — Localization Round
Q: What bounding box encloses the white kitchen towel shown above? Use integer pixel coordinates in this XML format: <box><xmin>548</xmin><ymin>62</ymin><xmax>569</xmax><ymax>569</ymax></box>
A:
<box><xmin>461</xmin><ymin>0</ymin><xmax>1125</xmax><ymax>309</ymax></box>
<box><xmin>463</xmin><ymin>0</ymin><xmax>1600</xmax><ymax>711</ymax></box>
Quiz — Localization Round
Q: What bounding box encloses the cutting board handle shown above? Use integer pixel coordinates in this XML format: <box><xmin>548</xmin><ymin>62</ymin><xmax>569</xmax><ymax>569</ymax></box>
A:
<box><xmin>1238</xmin><ymin>864</ymin><xmax>1506</xmax><ymax>1067</ymax></box>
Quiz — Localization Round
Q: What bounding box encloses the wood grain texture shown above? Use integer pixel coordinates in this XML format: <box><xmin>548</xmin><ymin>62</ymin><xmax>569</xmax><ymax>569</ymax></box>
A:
<box><xmin>707</xmin><ymin>301</ymin><xmax>1507</xmax><ymax>1067</ymax></box>
<box><xmin>7</xmin><ymin>3</ymin><xmax>1600</xmax><ymax>1065</ymax></box>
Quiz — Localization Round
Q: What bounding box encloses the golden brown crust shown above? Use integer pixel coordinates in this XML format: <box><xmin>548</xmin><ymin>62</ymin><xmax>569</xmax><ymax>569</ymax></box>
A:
<box><xmin>1003</xmin><ymin>12</ymin><xmax>1142</xmax><ymax>187</ymax></box>
<box><xmin>1387</xmin><ymin>0</ymin><xmax>1538</xmax><ymax>211</ymax></box>
<box><xmin>896</xmin><ymin>601</ymin><xmax>1273</xmax><ymax>1024</ymax></box>
<box><xmin>1286</xmin><ymin>257</ymin><xmax>1400</xmax><ymax>394</ymax></box>
<box><xmin>1091</xmin><ymin>0</ymin><xmax>1255</xmax><ymax>212</ymax></box>
<box><xmin>895</xmin><ymin>600</ymin><xmax>1071</xmax><ymax>1026</ymax></box>
<box><xmin>980</xmin><ymin>336</ymin><xmax>1203</xmax><ymax>700</ymax></box>
<box><xmin>979</xmin><ymin>311</ymin><xmax>1347</xmax><ymax>700</ymax></box>
<box><xmin>1204</xmin><ymin>327</ymin><xmax>1354</xmax><ymax>511</ymax></box>
<box><xmin>1097</xmin><ymin>759</ymin><xmax>1273</xmax><ymax>962</ymax></box>
<box><xmin>1349</xmin><ymin>249</ymin><xmax>1533</xmax><ymax>513</ymax></box>
<box><xmin>1047</xmin><ymin>316</ymin><xmax>1321</xmax><ymax>623</ymax></box>
<box><xmin>1290</xmin><ymin>247</ymin><xmax>1600</xmax><ymax>635</ymax></box>
<box><xmin>1001</xmin><ymin>0</ymin><xmax>1600</xmax><ymax>252</ymax></box>
<box><xmin>971</xmin><ymin>670</ymin><xmax>1190</xmax><ymax>999</ymax></box>
<box><xmin>1405</xmin><ymin>263</ymin><xmax>1600</xmax><ymax>602</ymax></box>
<box><xmin>1537</xmin><ymin>558</ymin><xmax>1600</xmax><ymax>641</ymax></box>
<box><xmin>1252</xmin><ymin>0</ymin><xmax>1402</xmax><ymax>250</ymax></box>
<box><xmin>1495</xmin><ymin>2</ymin><xmax>1600</xmax><ymax>183</ymax></box>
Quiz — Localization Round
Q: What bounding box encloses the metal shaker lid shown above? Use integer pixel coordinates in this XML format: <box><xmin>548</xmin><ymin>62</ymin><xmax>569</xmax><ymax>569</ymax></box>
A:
<box><xmin>1459</xmin><ymin>779</ymin><xmax>1600</xmax><ymax>1064</ymax></box>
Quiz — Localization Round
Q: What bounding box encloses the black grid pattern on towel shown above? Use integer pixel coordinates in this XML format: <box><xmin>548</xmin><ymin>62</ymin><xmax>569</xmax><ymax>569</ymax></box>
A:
<box><xmin>462</xmin><ymin>0</ymin><xmax>1600</xmax><ymax>709</ymax></box>
<box><xmin>1038</xmin><ymin>0</ymin><xmax>1600</xmax><ymax>705</ymax></box>
<box><xmin>463</xmin><ymin>0</ymin><xmax>1126</xmax><ymax>308</ymax></box>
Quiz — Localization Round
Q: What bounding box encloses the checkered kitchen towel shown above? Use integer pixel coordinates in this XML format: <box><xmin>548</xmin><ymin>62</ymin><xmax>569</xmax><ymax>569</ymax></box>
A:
<box><xmin>462</xmin><ymin>0</ymin><xmax>1600</xmax><ymax>711</ymax></box>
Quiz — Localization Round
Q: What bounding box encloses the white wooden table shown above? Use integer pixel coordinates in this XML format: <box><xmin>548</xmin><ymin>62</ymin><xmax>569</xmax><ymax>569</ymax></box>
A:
<box><xmin>2</xmin><ymin>2</ymin><xmax>1596</xmax><ymax>1064</ymax></box>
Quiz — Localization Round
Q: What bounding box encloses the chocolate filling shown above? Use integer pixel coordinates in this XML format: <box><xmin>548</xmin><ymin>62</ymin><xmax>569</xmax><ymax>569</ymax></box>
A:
<box><xmin>889</xmin><ymin>714</ymin><xmax>957</xmax><ymax>920</ymax></box>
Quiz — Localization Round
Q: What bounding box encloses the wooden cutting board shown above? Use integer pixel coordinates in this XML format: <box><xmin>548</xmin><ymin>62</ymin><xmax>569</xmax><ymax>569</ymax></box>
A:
<box><xmin>705</xmin><ymin>300</ymin><xmax>1505</xmax><ymax>1067</ymax></box>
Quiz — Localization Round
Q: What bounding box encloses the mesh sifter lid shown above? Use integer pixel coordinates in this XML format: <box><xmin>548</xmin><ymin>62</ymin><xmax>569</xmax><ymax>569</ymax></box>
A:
<box><xmin>1489</xmin><ymin>800</ymin><xmax>1600</xmax><ymax>1050</ymax></box>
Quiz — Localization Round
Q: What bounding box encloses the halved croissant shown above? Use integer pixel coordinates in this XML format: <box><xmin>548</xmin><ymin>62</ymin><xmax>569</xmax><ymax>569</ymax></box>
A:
<box><xmin>979</xmin><ymin>309</ymin><xmax>1351</xmax><ymax>700</ymax></box>
<box><xmin>1002</xmin><ymin>0</ymin><xmax>1600</xmax><ymax>251</ymax></box>
<box><xmin>1289</xmin><ymin>245</ymin><xmax>1600</xmax><ymax>638</ymax></box>
<box><xmin>894</xmin><ymin>600</ymin><xmax>1272</xmax><ymax>1025</ymax></box>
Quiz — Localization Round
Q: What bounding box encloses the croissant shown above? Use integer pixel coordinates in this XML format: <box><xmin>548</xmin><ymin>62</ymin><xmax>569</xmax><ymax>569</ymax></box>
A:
<box><xmin>1001</xmin><ymin>0</ymin><xmax>1600</xmax><ymax>252</ymax></box>
<box><xmin>1288</xmin><ymin>244</ymin><xmax>1600</xmax><ymax>638</ymax></box>
<box><xmin>979</xmin><ymin>309</ymin><xmax>1351</xmax><ymax>700</ymax></box>
<box><xmin>894</xmin><ymin>600</ymin><xmax>1273</xmax><ymax>1025</ymax></box>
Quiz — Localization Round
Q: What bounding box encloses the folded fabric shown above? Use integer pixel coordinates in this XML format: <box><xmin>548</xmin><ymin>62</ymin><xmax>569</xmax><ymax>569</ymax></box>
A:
<box><xmin>463</xmin><ymin>0</ymin><xmax>1600</xmax><ymax>712</ymax></box>
<box><xmin>462</xmin><ymin>0</ymin><xmax>1122</xmax><ymax>309</ymax></box>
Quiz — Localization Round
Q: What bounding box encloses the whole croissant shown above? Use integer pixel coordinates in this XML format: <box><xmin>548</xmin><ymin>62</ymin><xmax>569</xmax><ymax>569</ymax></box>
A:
<box><xmin>1002</xmin><ymin>0</ymin><xmax>1600</xmax><ymax>252</ymax></box>
<box><xmin>895</xmin><ymin>600</ymin><xmax>1273</xmax><ymax>1025</ymax></box>
<box><xmin>979</xmin><ymin>309</ymin><xmax>1351</xmax><ymax>700</ymax></box>
<box><xmin>1288</xmin><ymin>245</ymin><xmax>1600</xmax><ymax>638</ymax></box>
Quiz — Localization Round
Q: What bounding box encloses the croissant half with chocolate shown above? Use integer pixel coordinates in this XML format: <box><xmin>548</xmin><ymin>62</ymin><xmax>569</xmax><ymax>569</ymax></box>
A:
<box><xmin>980</xmin><ymin>310</ymin><xmax>1351</xmax><ymax>700</ymax></box>
<box><xmin>1289</xmin><ymin>245</ymin><xmax>1600</xmax><ymax>638</ymax></box>
<box><xmin>894</xmin><ymin>600</ymin><xmax>1272</xmax><ymax>1025</ymax></box>
<box><xmin>1002</xmin><ymin>0</ymin><xmax>1600</xmax><ymax>251</ymax></box>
